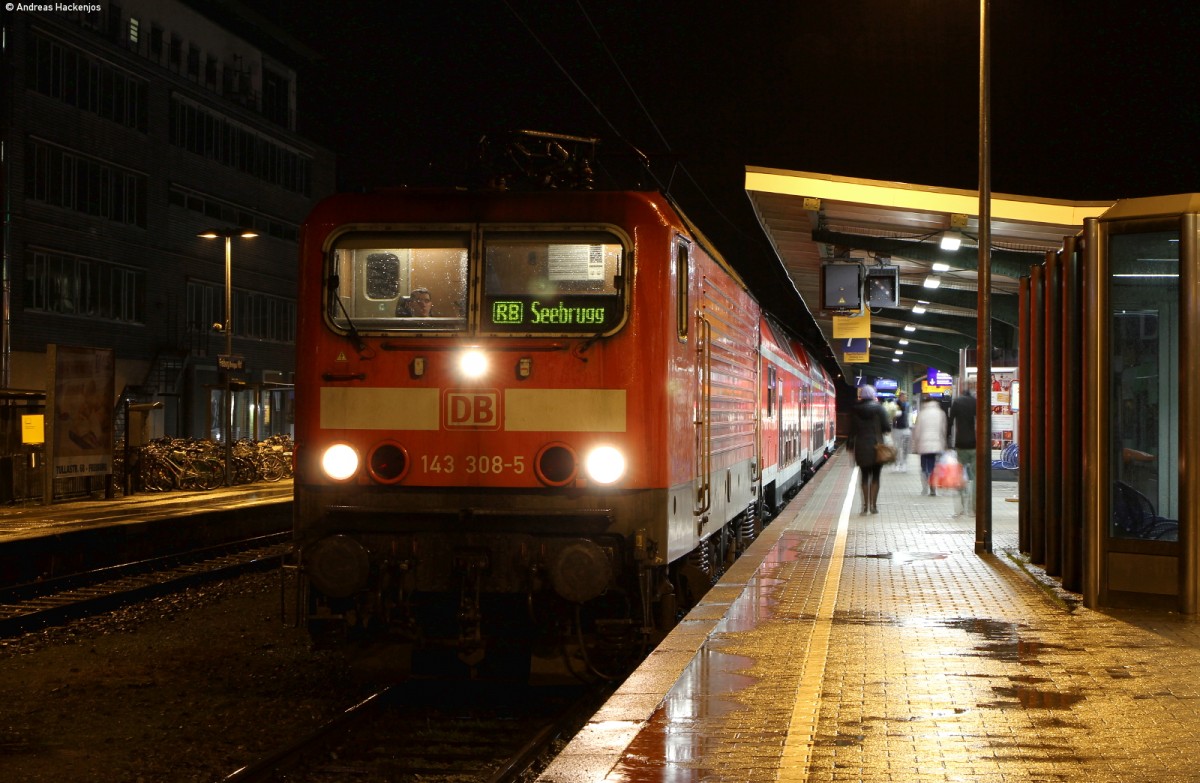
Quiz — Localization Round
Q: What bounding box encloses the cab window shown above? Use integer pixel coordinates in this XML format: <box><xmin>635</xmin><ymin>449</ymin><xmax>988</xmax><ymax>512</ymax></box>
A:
<box><xmin>481</xmin><ymin>230</ymin><xmax>626</xmax><ymax>334</ymax></box>
<box><xmin>327</xmin><ymin>232</ymin><xmax>469</xmax><ymax>331</ymax></box>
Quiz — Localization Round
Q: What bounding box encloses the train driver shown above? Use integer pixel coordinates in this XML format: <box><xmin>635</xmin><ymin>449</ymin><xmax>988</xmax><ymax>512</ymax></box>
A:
<box><xmin>397</xmin><ymin>287</ymin><xmax>433</xmax><ymax>317</ymax></box>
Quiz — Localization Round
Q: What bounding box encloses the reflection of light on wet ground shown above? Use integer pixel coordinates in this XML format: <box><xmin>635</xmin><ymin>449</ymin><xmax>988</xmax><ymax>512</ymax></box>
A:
<box><xmin>990</xmin><ymin>685</ymin><xmax>1086</xmax><ymax>709</ymax></box>
<box><xmin>860</xmin><ymin>551</ymin><xmax>949</xmax><ymax>562</ymax></box>
<box><xmin>609</xmin><ymin>647</ymin><xmax>761</xmax><ymax>780</ymax></box>
<box><xmin>608</xmin><ymin>527</ymin><xmax>832</xmax><ymax>782</ymax></box>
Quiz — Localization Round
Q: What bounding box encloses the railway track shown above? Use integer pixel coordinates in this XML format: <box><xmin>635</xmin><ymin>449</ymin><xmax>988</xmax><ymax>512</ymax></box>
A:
<box><xmin>223</xmin><ymin>680</ymin><xmax>610</xmax><ymax>783</ymax></box>
<box><xmin>0</xmin><ymin>533</ymin><xmax>291</xmax><ymax>637</ymax></box>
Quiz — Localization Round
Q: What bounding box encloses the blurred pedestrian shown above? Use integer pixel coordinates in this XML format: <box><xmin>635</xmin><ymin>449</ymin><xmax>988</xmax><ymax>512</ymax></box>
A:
<box><xmin>912</xmin><ymin>396</ymin><xmax>948</xmax><ymax>496</ymax></box>
<box><xmin>948</xmin><ymin>382</ymin><xmax>978</xmax><ymax>515</ymax></box>
<box><xmin>891</xmin><ymin>391</ymin><xmax>912</xmax><ymax>472</ymax></box>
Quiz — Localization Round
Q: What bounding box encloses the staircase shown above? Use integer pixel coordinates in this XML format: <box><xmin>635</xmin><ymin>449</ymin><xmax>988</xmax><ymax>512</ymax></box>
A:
<box><xmin>114</xmin><ymin>352</ymin><xmax>188</xmax><ymax>441</ymax></box>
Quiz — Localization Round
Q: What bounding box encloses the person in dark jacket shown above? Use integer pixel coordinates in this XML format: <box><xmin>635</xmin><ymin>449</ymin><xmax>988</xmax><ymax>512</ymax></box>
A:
<box><xmin>847</xmin><ymin>384</ymin><xmax>892</xmax><ymax>514</ymax></box>
<box><xmin>948</xmin><ymin>383</ymin><xmax>978</xmax><ymax>515</ymax></box>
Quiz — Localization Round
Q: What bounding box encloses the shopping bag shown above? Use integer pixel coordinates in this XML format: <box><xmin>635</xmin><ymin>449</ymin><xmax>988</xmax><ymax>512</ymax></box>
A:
<box><xmin>931</xmin><ymin>451</ymin><xmax>964</xmax><ymax>489</ymax></box>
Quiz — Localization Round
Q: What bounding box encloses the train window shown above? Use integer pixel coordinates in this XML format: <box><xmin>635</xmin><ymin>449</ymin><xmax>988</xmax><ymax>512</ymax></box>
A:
<box><xmin>481</xmin><ymin>230</ymin><xmax>626</xmax><ymax>334</ymax></box>
<box><xmin>327</xmin><ymin>233</ymin><xmax>469</xmax><ymax>331</ymax></box>
<box><xmin>767</xmin><ymin>365</ymin><xmax>776</xmax><ymax>417</ymax></box>
<box><xmin>676</xmin><ymin>239</ymin><xmax>690</xmax><ymax>340</ymax></box>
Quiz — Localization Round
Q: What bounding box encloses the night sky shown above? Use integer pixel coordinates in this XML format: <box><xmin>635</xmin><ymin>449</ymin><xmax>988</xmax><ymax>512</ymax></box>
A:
<box><xmin>240</xmin><ymin>0</ymin><xmax>1200</xmax><ymax>336</ymax></box>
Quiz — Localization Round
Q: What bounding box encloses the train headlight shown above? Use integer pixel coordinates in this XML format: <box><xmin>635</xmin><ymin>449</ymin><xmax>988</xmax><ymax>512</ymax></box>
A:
<box><xmin>584</xmin><ymin>445</ymin><xmax>626</xmax><ymax>484</ymax></box>
<box><xmin>459</xmin><ymin>349</ymin><xmax>488</xmax><ymax>379</ymax></box>
<box><xmin>321</xmin><ymin>443</ymin><xmax>359</xmax><ymax>481</ymax></box>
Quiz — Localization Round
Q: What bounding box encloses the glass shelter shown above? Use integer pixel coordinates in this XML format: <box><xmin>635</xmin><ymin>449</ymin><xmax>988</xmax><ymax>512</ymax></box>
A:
<box><xmin>1083</xmin><ymin>195</ymin><xmax>1200</xmax><ymax>611</ymax></box>
<box><xmin>1022</xmin><ymin>195</ymin><xmax>1200</xmax><ymax>611</ymax></box>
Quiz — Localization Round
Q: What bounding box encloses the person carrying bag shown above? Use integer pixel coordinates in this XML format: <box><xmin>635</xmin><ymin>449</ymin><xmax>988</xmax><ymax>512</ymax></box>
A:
<box><xmin>848</xmin><ymin>384</ymin><xmax>892</xmax><ymax>514</ymax></box>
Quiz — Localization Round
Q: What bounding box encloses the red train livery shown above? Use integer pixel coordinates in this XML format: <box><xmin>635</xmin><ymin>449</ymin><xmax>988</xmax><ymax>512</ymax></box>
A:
<box><xmin>293</xmin><ymin>182</ymin><xmax>835</xmax><ymax>677</ymax></box>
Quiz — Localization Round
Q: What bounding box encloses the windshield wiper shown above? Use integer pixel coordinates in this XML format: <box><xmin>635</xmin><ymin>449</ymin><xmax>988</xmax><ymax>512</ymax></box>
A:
<box><xmin>327</xmin><ymin>275</ymin><xmax>370</xmax><ymax>357</ymax></box>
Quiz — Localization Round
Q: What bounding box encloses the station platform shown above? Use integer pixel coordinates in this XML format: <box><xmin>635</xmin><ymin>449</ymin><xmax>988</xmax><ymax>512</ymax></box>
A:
<box><xmin>0</xmin><ymin>482</ymin><xmax>292</xmax><ymax>585</ymax></box>
<box><xmin>540</xmin><ymin>450</ymin><xmax>1200</xmax><ymax>782</ymax></box>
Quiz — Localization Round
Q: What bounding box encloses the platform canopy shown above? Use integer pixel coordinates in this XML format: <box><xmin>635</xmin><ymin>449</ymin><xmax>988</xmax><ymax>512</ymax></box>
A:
<box><xmin>745</xmin><ymin>167</ymin><xmax>1113</xmax><ymax>385</ymax></box>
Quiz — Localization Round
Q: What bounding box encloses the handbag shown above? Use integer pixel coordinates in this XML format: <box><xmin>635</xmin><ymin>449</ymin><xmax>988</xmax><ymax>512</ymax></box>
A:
<box><xmin>874</xmin><ymin>441</ymin><xmax>897</xmax><ymax>465</ymax></box>
<box><xmin>870</xmin><ymin>407</ymin><xmax>896</xmax><ymax>465</ymax></box>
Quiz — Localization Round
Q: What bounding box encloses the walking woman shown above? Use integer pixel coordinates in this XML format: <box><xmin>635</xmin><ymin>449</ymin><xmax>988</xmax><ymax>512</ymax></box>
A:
<box><xmin>848</xmin><ymin>384</ymin><xmax>892</xmax><ymax>514</ymax></box>
<box><xmin>911</xmin><ymin>396</ymin><xmax>948</xmax><ymax>496</ymax></box>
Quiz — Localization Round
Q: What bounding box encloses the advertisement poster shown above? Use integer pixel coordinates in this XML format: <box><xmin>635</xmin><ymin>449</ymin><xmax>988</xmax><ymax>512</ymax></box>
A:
<box><xmin>49</xmin><ymin>345</ymin><xmax>115</xmax><ymax>480</ymax></box>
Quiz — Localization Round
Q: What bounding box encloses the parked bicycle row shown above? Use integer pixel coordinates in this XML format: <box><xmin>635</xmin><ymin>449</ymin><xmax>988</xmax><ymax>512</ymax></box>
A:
<box><xmin>115</xmin><ymin>435</ymin><xmax>293</xmax><ymax>493</ymax></box>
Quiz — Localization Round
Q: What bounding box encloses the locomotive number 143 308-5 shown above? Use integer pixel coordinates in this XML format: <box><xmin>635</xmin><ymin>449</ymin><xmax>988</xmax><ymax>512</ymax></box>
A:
<box><xmin>420</xmin><ymin>454</ymin><xmax>527</xmax><ymax>475</ymax></box>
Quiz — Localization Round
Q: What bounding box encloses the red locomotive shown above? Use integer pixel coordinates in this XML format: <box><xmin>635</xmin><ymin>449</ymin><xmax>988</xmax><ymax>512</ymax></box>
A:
<box><xmin>292</xmin><ymin>134</ymin><xmax>835</xmax><ymax>678</ymax></box>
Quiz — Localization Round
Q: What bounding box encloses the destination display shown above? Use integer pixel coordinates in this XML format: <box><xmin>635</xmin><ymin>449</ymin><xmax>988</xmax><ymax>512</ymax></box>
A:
<box><xmin>484</xmin><ymin>296</ymin><xmax>621</xmax><ymax>333</ymax></box>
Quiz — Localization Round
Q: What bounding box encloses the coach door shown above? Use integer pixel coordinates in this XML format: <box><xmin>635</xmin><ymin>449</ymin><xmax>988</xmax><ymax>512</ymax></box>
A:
<box><xmin>694</xmin><ymin>314</ymin><xmax>713</xmax><ymax>519</ymax></box>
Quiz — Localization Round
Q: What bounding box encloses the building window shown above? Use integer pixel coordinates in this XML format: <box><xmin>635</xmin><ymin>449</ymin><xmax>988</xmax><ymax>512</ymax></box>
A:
<box><xmin>25</xmin><ymin>249</ymin><xmax>145</xmax><ymax>323</ymax></box>
<box><xmin>262</xmin><ymin>67</ymin><xmax>291</xmax><ymax>128</ymax></box>
<box><xmin>187</xmin><ymin>46</ymin><xmax>200</xmax><ymax>80</ymax></box>
<box><xmin>25</xmin><ymin>140</ymin><xmax>147</xmax><ymax>227</ymax></box>
<box><xmin>168</xmin><ymin>96</ymin><xmax>312</xmax><ymax>196</ymax></box>
<box><xmin>187</xmin><ymin>280</ymin><xmax>295</xmax><ymax>343</ymax></box>
<box><xmin>128</xmin><ymin>18</ymin><xmax>139</xmax><ymax>45</ymax></box>
<box><xmin>169</xmin><ymin>184</ymin><xmax>299</xmax><ymax>243</ymax></box>
<box><xmin>26</xmin><ymin>32</ymin><xmax>148</xmax><ymax>132</ymax></box>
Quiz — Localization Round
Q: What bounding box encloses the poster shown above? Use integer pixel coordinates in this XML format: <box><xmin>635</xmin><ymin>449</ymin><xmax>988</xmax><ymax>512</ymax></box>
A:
<box><xmin>49</xmin><ymin>345</ymin><xmax>115</xmax><ymax>479</ymax></box>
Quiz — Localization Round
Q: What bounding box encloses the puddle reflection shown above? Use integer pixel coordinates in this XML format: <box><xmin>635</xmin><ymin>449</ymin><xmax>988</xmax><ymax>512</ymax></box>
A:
<box><xmin>608</xmin><ymin>647</ymin><xmax>759</xmax><ymax>782</ymax></box>
<box><xmin>607</xmin><ymin>534</ymin><xmax>806</xmax><ymax>781</ymax></box>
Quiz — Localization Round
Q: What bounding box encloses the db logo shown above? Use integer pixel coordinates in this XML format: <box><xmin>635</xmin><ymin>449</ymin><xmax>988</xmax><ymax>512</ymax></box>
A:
<box><xmin>444</xmin><ymin>390</ymin><xmax>501</xmax><ymax>430</ymax></box>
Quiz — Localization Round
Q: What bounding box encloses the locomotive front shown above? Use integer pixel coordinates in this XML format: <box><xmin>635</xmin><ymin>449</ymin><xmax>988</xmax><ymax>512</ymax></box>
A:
<box><xmin>293</xmin><ymin>190</ymin><xmax>675</xmax><ymax>676</ymax></box>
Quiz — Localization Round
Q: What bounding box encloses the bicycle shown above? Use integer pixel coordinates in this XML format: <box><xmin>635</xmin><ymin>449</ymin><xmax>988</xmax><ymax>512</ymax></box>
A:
<box><xmin>140</xmin><ymin>438</ymin><xmax>222</xmax><ymax>491</ymax></box>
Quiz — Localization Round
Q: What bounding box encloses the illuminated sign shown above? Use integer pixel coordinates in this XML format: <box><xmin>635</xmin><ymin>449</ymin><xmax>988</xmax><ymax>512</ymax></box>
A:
<box><xmin>492</xmin><ymin>301</ymin><xmax>524</xmax><ymax>324</ymax></box>
<box><xmin>485</xmin><ymin>296</ymin><xmax>618</xmax><ymax>333</ymax></box>
<box><xmin>927</xmin><ymin>368</ymin><xmax>953</xmax><ymax>386</ymax></box>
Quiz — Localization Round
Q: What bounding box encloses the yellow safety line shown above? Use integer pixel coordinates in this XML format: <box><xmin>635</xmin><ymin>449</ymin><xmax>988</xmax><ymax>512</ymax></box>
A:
<box><xmin>776</xmin><ymin>469</ymin><xmax>856</xmax><ymax>783</ymax></box>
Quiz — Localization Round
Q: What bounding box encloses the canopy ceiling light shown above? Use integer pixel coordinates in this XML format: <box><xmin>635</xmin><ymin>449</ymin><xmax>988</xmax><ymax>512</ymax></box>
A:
<box><xmin>939</xmin><ymin>230</ymin><xmax>963</xmax><ymax>251</ymax></box>
<box><xmin>931</xmin><ymin>261</ymin><xmax>952</xmax><ymax>272</ymax></box>
<box><xmin>922</xmin><ymin>276</ymin><xmax>942</xmax><ymax>289</ymax></box>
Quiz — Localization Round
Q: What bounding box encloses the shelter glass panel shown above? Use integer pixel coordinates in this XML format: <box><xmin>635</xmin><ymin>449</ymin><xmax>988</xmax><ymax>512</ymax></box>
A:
<box><xmin>1109</xmin><ymin>230</ymin><xmax>1179</xmax><ymax>541</ymax></box>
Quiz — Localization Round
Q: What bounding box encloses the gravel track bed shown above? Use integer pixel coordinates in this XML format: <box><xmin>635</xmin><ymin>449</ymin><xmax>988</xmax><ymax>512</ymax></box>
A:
<box><xmin>0</xmin><ymin>570</ymin><xmax>377</xmax><ymax>783</ymax></box>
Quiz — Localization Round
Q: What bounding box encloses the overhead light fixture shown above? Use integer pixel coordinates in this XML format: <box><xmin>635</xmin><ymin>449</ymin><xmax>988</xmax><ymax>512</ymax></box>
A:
<box><xmin>899</xmin><ymin>339</ymin><xmax>909</xmax><ymax>345</ymax></box>
<box><xmin>922</xmin><ymin>276</ymin><xmax>941</xmax><ymax>289</ymax></box>
<box><xmin>912</xmin><ymin>304</ymin><xmax>927</xmax><ymax>314</ymax></box>
<box><xmin>931</xmin><ymin>262</ymin><xmax>951</xmax><ymax>272</ymax></box>
<box><xmin>892</xmin><ymin>357</ymin><xmax>900</xmax><ymax>363</ymax></box>
<box><xmin>939</xmin><ymin>231</ymin><xmax>963</xmax><ymax>251</ymax></box>
<box><xmin>904</xmin><ymin>324</ymin><xmax>916</xmax><ymax>332</ymax></box>
<box><xmin>894</xmin><ymin>349</ymin><xmax>904</xmax><ymax>355</ymax></box>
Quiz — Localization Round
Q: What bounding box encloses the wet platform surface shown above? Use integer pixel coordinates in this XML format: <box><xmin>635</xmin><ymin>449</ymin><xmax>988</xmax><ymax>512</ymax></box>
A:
<box><xmin>540</xmin><ymin>450</ymin><xmax>1200</xmax><ymax>782</ymax></box>
<box><xmin>0</xmin><ymin>482</ymin><xmax>292</xmax><ymax>585</ymax></box>
<box><xmin>0</xmin><ymin>481</ymin><xmax>292</xmax><ymax>542</ymax></box>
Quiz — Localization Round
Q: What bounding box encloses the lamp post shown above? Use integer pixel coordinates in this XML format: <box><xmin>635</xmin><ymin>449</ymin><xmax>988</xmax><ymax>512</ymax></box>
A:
<box><xmin>198</xmin><ymin>228</ymin><xmax>257</xmax><ymax>486</ymax></box>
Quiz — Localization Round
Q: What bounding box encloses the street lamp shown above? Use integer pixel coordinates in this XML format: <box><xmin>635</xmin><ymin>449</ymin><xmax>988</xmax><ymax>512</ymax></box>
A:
<box><xmin>198</xmin><ymin>227</ymin><xmax>257</xmax><ymax>485</ymax></box>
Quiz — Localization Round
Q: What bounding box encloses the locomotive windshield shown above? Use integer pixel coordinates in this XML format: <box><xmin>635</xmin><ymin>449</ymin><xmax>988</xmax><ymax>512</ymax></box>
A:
<box><xmin>324</xmin><ymin>228</ymin><xmax>626</xmax><ymax>335</ymax></box>
<box><xmin>481</xmin><ymin>230</ymin><xmax>625</xmax><ymax>335</ymax></box>
<box><xmin>327</xmin><ymin>233</ymin><xmax>470</xmax><ymax>331</ymax></box>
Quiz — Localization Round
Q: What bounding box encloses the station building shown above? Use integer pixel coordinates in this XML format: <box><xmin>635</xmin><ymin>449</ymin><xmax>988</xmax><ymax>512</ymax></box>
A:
<box><xmin>1</xmin><ymin>0</ymin><xmax>335</xmax><ymax>447</ymax></box>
